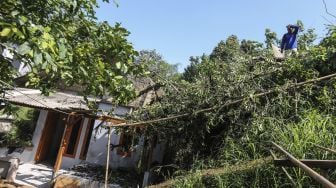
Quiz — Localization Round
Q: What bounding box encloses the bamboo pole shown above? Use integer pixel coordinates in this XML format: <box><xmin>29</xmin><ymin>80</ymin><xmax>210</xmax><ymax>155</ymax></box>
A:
<box><xmin>313</xmin><ymin>144</ymin><xmax>336</xmax><ymax>155</ymax></box>
<box><xmin>270</xmin><ymin>150</ymin><xmax>296</xmax><ymax>186</ymax></box>
<box><xmin>272</xmin><ymin>142</ymin><xmax>336</xmax><ymax>188</ymax></box>
<box><xmin>105</xmin><ymin>126</ymin><xmax>112</xmax><ymax>188</ymax></box>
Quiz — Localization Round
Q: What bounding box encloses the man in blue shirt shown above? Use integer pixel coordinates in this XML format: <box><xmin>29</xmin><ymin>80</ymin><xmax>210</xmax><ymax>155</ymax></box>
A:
<box><xmin>280</xmin><ymin>24</ymin><xmax>300</xmax><ymax>56</ymax></box>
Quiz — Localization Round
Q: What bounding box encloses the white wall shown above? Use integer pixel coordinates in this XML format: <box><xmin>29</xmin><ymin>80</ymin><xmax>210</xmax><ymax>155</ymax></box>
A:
<box><xmin>86</xmin><ymin>124</ymin><xmax>145</xmax><ymax>169</ymax></box>
<box><xmin>85</xmin><ymin>102</ymin><xmax>144</xmax><ymax>169</ymax></box>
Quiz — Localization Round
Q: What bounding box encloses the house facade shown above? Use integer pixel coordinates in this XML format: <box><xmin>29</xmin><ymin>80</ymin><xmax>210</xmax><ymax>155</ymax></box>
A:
<box><xmin>0</xmin><ymin>86</ymin><xmax>165</xmax><ymax>172</ymax></box>
<box><xmin>0</xmin><ymin>47</ymin><xmax>165</xmax><ymax>183</ymax></box>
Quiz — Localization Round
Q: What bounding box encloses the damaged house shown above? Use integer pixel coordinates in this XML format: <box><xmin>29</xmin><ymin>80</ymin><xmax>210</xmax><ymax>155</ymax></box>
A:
<box><xmin>0</xmin><ymin>48</ymin><xmax>165</xmax><ymax>186</ymax></box>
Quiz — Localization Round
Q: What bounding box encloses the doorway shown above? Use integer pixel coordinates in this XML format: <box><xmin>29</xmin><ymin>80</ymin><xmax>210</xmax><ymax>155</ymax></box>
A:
<box><xmin>35</xmin><ymin>112</ymin><xmax>66</xmax><ymax>166</ymax></box>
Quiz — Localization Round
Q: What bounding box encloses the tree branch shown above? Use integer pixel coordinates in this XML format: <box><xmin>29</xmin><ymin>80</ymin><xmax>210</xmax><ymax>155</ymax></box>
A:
<box><xmin>107</xmin><ymin>72</ymin><xmax>336</xmax><ymax>128</ymax></box>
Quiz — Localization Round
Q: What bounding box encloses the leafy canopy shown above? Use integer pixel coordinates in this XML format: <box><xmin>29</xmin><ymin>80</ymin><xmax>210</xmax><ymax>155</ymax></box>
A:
<box><xmin>133</xmin><ymin>23</ymin><xmax>336</xmax><ymax>186</ymax></box>
<box><xmin>0</xmin><ymin>0</ymin><xmax>144</xmax><ymax>103</ymax></box>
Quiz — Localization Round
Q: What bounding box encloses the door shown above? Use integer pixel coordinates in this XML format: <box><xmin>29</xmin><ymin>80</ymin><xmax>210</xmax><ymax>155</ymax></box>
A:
<box><xmin>35</xmin><ymin>111</ymin><xmax>66</xmax><ymax>165</ymax></box>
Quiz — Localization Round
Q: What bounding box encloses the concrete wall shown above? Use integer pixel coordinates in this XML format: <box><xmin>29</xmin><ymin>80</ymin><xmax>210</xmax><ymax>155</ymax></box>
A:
<box><xmin>85</xmin><ymin>123</ymin><xmax>146</xmax><ymax>169</ymax></box>
<box><xmin>85</xmin><ymin>102</ymin><xmax>166</xmax><ymax>169</ymax></box>
<box><xmin>85</xmin><ymin>102</ymin><xmax>144</xmax><ymax>169</ymax></box>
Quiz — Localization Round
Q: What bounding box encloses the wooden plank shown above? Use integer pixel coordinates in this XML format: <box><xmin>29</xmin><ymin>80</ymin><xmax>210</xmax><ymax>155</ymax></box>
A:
<box><xmin>274</xmin><ymin>159</ymin><xmax>336</xmax><ymax>169</ymax></box>
<box><xmin>272</xmin><ymin>142</ymin><xmax>336</xmax><ymax>188</ymax></box>
<box><xmin>270</xmin><ymin>151</ymin><xmax>296</xmax><ymax>186</ymax></box>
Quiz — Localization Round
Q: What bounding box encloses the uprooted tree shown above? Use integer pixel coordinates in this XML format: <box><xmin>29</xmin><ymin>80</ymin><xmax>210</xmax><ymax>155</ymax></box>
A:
<box><xmin>131</xmin><ymin>23</ymin><xmax>336</xmax><ymax>187</ymax></box>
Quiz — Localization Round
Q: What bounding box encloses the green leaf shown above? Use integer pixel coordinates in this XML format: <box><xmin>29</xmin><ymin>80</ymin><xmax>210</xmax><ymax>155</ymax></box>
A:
<box><xmin>11</xmin><ymin>10</ymin><xmax>20</xmax><ymax>17</ymax></box>
<box><xmin>121</xmin><ymin>64</ymin><xmax>128</xmax><ymax>73</ymax></box>
<box><xmin>98</xmin><ymin>61</ymin><xmax>105</xmax><ymax>70</ymax></box>
<box><xmin>80</xmin><ymin>67</ymin><xmax>88</xmax><ymax>77</ymax></box>
<box><xmin>11</xmin><ymin>27</ymin><xmax>25</xmax><ymax>39</ymax></box>
<box><xmin>0</xmin><ymin>28</ymin><xmax>11</xmax><ymax>37</ymax></box>
<box><xmin>44</xmin><ymin>52</ymin><xmax>53</xmax><ymax>63</ymax></box>
<box><xmin>17</xmin><ymin>42</ymin><xmax>31</xmax><ymax>55</ymax></box>
<box><xmin>116</xmin><ymin>62</ymin><xmax>121</xmax><ymax>69</ymax></box>
<box><xmin>19</xmin><ymin>16</ymin><xmax>28</xmax><ymax>24</ymax></box>
<box><xmin>59</xmin><ymin>43</ymin><xmax>67</xmax><ymax>59</ymax></box>
<box><xmin>41</xmin><ymin>41</ymin><xmax>48</xmax><ymax>49</ymax></box>
<box><xmin>115</xmin><ymin>75</ymin><xmax>123</xmax><ymax>79</ymax></box>
<box><xmin>62</xmin><ymin>72</ymin><xmax>73</xmax><ymax>79</ymax></box>
<box><xmin>34</xmin><ymin>52</ymin><xmax>43</xmax><ymax>64</ymax></box>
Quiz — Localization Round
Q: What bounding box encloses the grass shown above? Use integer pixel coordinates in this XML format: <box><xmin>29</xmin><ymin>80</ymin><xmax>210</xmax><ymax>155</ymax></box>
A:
<box><xmin>150</xmin><ymin>156</ymin><xmax>273</xmax><ymax>187</ymax></box>
<box><xmin>152</xmin><ymin>109</ymin><xmax>336</xmax><ymax>188</ymax></box>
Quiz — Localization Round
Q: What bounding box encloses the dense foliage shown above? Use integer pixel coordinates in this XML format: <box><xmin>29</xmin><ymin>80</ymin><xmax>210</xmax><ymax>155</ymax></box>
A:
<box><xmin>0</xmin><ymin>106</ymin><xmax>39</xmax><ymax>147</ymax></box>
<box><xmin>133</xmin><ymin>23</ymin><xmax>336</xmax><ymax>187</ymax></box>
<box><xmin>0</xmin><ymin>0</ymin><xmax>144</xmax><ymax>103</ymax></box>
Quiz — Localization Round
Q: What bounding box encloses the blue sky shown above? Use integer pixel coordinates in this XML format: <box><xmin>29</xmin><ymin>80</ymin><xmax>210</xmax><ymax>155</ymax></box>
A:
<box><xmin>96</xmin><ymin>0</ymin><xmax>336</xmax><ymax>72</ymax></box>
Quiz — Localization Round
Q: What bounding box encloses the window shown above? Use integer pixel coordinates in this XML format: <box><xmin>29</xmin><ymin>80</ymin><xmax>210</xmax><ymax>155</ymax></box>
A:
<box><xmin>64</xmin><ymin>117</ymin><xmax>83</xmax><ymax>158</ymax></box>
<box><xmin>80</xmin><ymin>119</ymin><xmax>95</xmax><ymax>160</ymax></box>
<box><xmin>116</xmin><ymin>130</ymin><xmax>133</xmax><ymax>157</ymax></box>
<box><xmin>116</xmin><ymin>127</ymin><xmax>142</xmax><ymax>157</ymax></box>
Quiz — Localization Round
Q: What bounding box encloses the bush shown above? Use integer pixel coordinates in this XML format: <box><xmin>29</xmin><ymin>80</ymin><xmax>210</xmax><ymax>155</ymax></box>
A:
<box><xmin>0</xmin><ymin>106</ymin><xmax>39</xmax><ymax>147</ymax></box>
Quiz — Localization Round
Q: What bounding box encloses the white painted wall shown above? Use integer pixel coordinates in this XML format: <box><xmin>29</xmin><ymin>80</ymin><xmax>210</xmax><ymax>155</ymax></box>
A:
<box><xmin>85</xmin><ymin>102</ymin><xmax>145</xmax><ymax>169</ymax></box>
<box><xmin>86</xmin><ymin>123</ymin><xmax>145</xmax><ymax>169</ymax></box>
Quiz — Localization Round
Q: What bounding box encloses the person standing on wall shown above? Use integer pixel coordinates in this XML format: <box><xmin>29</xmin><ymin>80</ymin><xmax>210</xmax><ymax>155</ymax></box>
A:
<box><xmin>280</xmin><ymin>24</ymin><xmax>301</xmax><ymax>57</ymax></box>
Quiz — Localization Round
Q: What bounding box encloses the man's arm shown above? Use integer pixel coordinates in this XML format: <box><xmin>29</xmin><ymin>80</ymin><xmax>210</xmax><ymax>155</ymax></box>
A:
<box><xmin>289</xmin><ymin>25</ymin><xmax>300</xmax><ymax>34</ymax></box>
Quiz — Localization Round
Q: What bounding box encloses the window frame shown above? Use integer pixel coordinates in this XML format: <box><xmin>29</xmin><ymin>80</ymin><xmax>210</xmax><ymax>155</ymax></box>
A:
<box><xmin>79</xmin><ymin>119</ymin><xmax>95</xmax><ymax>160</ymax></box>
<box><xmin>63</xmin><ymin>117</ymin><xmax>84</xmax><ymax>158</ymax></box>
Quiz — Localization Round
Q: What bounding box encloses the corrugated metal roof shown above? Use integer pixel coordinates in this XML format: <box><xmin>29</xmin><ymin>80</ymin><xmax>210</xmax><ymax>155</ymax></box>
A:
<box><xmin>2</xmin><ymin>88</ymin><xmax>91</xmax><ymax>111</ymax></box>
